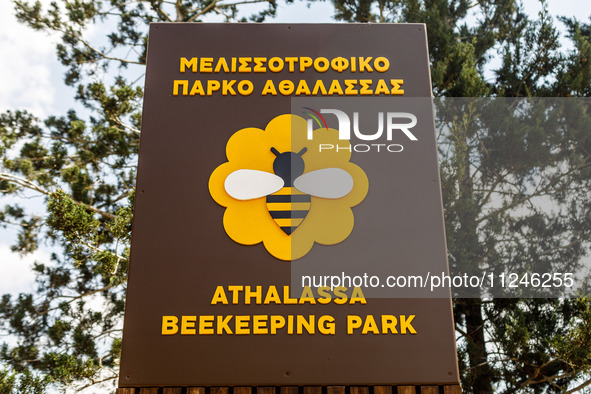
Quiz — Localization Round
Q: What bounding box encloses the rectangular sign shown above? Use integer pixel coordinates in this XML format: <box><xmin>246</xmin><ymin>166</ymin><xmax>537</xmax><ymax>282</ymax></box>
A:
<box><xmin>119</xmin><ymin>23</ymin><xmax>459</xmax><ymax>387</ymax></box>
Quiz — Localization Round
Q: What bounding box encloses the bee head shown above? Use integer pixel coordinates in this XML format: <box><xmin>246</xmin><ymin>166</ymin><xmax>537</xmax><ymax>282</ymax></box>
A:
<box><xmin>271</xmin><ymin>147</ymin><xmax>307</xmax><ymax>186</ymax></box>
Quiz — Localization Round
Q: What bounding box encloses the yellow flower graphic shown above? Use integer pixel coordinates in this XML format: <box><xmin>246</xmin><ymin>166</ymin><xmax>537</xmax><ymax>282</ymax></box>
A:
<box><xmin>208</xmin><ymin>114</ymin><xmax>368</xmax><ymax>261</ymax></box>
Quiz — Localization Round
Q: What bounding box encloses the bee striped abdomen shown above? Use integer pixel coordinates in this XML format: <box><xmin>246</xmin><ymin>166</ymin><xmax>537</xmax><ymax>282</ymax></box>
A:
<box><xmin>266</xmin><ymin>187</ymin><xmax>311</xmax><ymax>235</ymax></box>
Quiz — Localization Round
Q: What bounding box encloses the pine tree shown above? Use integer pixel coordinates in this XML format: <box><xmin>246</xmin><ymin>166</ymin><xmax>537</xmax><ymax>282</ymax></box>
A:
<box><xmin>324</xmin><ymin>0</ymin><xmax>591</xmax><ymax>392</ymax></box>
<box><xmin>0</xmin><ymin>0</ymin><xmax>279</xmax><ymax>392</ymax></box>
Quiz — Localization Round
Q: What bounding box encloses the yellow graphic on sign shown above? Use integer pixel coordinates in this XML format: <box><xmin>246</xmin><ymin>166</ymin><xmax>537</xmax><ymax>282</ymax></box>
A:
<box><xmin>208</xmin><ymin>114</ymin><xmax>368</xmax><ymax>261</ymax></box>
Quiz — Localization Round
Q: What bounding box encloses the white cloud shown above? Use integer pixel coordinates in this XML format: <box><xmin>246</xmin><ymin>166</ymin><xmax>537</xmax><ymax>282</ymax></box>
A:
<box><xmin>0</xmin><ymin>242</ymin><xmax>51</xmax><ymax>295</ymax></box>
<box><xmin>0</xmin><ymin>1</ymin><xmax>57</xmax><ymax>117</ymax></box>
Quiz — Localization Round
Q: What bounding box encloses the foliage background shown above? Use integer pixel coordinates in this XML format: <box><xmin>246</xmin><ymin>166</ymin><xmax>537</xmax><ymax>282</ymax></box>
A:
<box><xmin>1</xmin><ymin>0</ymin><xmax>591</xmax><ymax>393</ymax></box>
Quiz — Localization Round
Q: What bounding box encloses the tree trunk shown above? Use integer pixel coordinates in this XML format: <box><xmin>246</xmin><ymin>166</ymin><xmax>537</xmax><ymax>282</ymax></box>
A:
<box><xmin>456</xmin><ymin>126</ymin><xmax>493</xmax><ymax>393</ymax></box>
<box><xmin>464</xmin><ymin>298</ymin><xmax>493</xmax><ymax>393</ymax></box>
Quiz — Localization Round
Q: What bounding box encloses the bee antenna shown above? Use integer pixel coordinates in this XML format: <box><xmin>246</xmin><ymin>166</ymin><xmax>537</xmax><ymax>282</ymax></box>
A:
<box><xmin>271</xmin><ymin>147</ymin><xmax>280</xmax><ymax>156</ymax></box>
<box><xmin>298</xmin><ymin>147</ymin><xmax>308</xmax><ymax>156</ymax></box>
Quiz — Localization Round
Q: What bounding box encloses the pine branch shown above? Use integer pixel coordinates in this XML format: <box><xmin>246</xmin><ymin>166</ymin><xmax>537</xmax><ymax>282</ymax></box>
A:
<box><xmin>565</xmin><ymin>376</ymin><xmax>591</xmax><ymax>394</ymax></box>
<box><xmin>0</xmin><ymin>173</ymin><xmax>118</xmax><ymax>219</ymax></box>
<box><xmin>146</xmin><ymin>0</ymin><xmax>174</xmax><ymax>22</ymax></box>
<box><xmin>64</xmin><ymin>28</ymin><xmax>145</xmax><ymax>65</ymax></box>
<box><xmin>37</xmin><ymin>283</ymin><xmax>117</xmax><ymax>318</ymax></box>
<box><xmin>112</xmin><ymin>116</ymin><xmax>141</xmax><ymax>135</ymax></box>
<box><xmin>79</xmin><ymin>238</ymin><xmax>128</xmax><ymax>264</ymax></box>
<box><xmin>74</xmin><ymin>374</ymin><xmax>118</xmax><ymax>392</ymax></box>
<box><xmin>186</xmin><ymin>0</ymin><xmax>220</xmax><ymax>22</ymax></box>
<box><xmin>0</xmin><ymin>173</ymin><xmax>51</xmax><ymax>196</ymax></box>
<box><xmin>477</xmin><ymin>154</ymin><xmax>591</xmax><ymax>223</ymax></box>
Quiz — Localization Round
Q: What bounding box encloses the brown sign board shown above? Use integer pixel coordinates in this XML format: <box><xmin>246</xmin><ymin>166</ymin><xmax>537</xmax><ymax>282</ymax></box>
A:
<box><xmin>119</xmin><ymin>23</ymin><xmax>459</xmax><ymax>387</ymax></box>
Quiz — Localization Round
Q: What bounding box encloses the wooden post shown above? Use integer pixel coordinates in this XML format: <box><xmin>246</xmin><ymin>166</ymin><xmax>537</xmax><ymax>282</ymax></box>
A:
<box><xmin>119</xmin><ymin>384</ymin><xmax>461</xmax><ymax>393</ymax></box>
<box><xmin>374</xmin><ymin>386</ymin><xmax>392</xmax><ymax>394</ymax></box>
<box><xmin>420</xmin><ymin>387</ymin><xmax>438</xmax><ymax>394</ymax></box>
<box><xmin>163</xmin><ymin>388</ymin><xmax>182</xmax><ymax>394</ymax></box>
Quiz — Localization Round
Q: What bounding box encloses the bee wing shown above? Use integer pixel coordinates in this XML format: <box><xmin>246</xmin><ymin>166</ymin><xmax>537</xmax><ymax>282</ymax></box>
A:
<box><xmin>293</xmin><ymin>168</ymin><xmax>354</xmax><ymax>199</ymax></box>
<box><xmin>224</xmin><ymin>169</ymin><xmax>284</xmax><ymax>200</ymax></box>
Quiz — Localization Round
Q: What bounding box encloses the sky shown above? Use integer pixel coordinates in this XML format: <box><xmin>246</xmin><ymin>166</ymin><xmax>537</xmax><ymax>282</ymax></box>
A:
<box><xmin>0</xmin><ymin>0</ymin><xmax>591</xmax><ymax>391</ymax></box>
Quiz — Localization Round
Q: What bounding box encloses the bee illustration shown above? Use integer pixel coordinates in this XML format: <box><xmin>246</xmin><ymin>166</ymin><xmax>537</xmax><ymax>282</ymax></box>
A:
<box><xmin>224</xmin><ymin>147</ymin><xmax>354</xmax><ymax>235</ymax></box>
